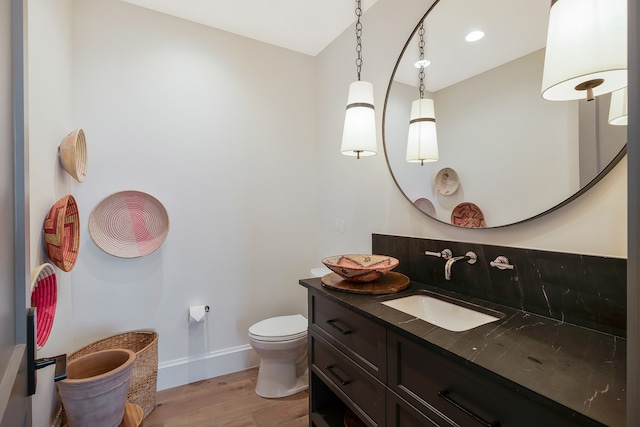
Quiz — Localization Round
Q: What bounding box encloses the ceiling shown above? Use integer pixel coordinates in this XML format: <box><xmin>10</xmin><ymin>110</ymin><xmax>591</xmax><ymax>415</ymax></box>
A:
<box><xmin>121</xmin><ymin>0</ymin><xmax>379</xmax><ymax>57</ymax></box>
<box><xmin>120</xmin><ymin>0</ymin><xmax>550</xmax><ymax>92</ymax></box>
<box><xmin>394</xmin><ymin>0</ymin><xmax>550</xmax><ymax>92</ymax></box>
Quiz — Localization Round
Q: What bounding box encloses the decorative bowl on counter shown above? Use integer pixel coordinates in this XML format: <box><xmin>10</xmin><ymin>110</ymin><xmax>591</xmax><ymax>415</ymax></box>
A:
<box><xmin>321</xmin><ymin>254</ymin><xmax>399</xmax><ymax>283</ymax></box>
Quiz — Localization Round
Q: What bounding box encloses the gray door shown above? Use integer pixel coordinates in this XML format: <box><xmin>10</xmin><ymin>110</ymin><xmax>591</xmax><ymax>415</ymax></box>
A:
<box><xmin>0</xmin><ymin>0</ymin><xmax>30</xmax><ymax>425</ymax></box>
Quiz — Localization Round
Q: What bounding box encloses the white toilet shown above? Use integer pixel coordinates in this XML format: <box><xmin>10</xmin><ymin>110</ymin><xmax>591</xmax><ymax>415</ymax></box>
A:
<box><xmin>248</xmin><ymin>314</ymin><xmax>309</xmax><ymax>398</ymax></box>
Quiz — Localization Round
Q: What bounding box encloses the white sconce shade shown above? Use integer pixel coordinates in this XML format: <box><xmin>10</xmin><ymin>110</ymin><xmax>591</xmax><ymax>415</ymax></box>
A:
<box><xmin>341</xmin><ymin>81</ymin><xmax>377</xmax><ymax>158</ymax></box>
<box><xmin>541</xmin><ymin>0</ymin><xmax>627</xmax><ymax>101</ymax></box>
<box><xmin>608</xmin><ymin>87</ymin><xmax>628</xmax><ymax>125</ymax></box>
<box><xmin>406</xmin><ymin>98</ymin><xmax>439</xmax><ymax>165</ymax></box>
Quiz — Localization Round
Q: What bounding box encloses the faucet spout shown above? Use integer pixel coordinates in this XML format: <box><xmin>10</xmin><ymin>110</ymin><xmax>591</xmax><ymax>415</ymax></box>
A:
<box><xmin>444</xmin><ymin>251</ymin><xmax>477</xmax><ymax>280</ymax></box>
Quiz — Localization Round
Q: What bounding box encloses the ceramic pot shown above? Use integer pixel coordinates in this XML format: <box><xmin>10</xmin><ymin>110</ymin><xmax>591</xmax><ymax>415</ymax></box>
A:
<box><xmin>57</xmin><ymin>348</ymin><xmax>136</xmax><ymax>427</ymax></box>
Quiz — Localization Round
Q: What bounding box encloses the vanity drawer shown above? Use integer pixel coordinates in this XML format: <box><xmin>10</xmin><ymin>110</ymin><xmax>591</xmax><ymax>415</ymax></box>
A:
<box><xmin>388</xmin><ymin>331</ymin><xmax>605</xmax><ymax>427</ymax></box>
<box><xmin>310</xmin><ymin>291</ymin><xmax>386</xmax><ymax>381</ymax></box>
<box><xmin>310</xmin><ymin>331</ymin><xmax>385</xmax><ymax>426</ymax></box>
<box><xmin>386</xmin><ymin>389</ymin><xmax>441</xmax><ymax>427</ymax></box>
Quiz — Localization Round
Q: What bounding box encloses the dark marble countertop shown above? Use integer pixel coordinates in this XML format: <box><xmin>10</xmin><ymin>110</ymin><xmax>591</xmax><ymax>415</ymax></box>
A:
<box><xmin>299</xmin><ymin>278</ymin><xmax>625</xmax><ymax>427</ymax></box>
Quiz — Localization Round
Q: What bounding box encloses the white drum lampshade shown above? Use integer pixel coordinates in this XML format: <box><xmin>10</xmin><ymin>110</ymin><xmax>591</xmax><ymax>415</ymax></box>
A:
<box><xmin>541</xmin><ymin>0</ymin><xmax>627</xmax><ymax>101</ymax></box>
<box><xmin>341</xmin><ymin>81</ymin><xmax>377</xmax><ymax>158</ymax></box>
<box><xmin>406</xmin><ymin>98</ymin><xmax>439</xmax><ymax>165</ymax></box>
<box><xmin>608</xmin><ymin>87</ymin><xmax>628</xmax><ymax>126</ymax></box>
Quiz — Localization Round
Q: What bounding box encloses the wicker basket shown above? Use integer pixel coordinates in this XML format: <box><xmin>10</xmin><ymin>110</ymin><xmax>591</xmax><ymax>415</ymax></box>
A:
<box><xmin>66</xmin><ymin>330</ymin><xmax>158</xmax><ymax>419</ymax></box>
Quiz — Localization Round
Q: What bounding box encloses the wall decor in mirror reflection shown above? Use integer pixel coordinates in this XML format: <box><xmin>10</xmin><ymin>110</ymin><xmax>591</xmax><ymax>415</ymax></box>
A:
<box><xmin>383</xmin><ymin>0</ymin><xmax>627</xmax><ymax>228</ymax></box>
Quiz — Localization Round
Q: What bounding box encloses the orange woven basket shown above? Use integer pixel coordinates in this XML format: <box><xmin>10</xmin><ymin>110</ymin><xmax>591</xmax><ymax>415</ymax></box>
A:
<box><xmin>44</xmin><ymin>194</ymin><xmax>80</xmax><ymax>272</ymax></box>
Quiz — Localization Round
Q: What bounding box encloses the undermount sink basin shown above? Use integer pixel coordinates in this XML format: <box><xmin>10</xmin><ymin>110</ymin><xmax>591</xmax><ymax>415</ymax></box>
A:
<box><xmin>382</xmin><ymin>293</ymin><xmax>503</xmax><ymax>332</ymax></box>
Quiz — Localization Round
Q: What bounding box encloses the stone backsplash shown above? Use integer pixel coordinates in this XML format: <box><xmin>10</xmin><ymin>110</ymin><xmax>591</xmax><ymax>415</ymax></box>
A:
<box><xmin>372</xmin><ymin>234</ymin><xmax>626</xmax><ymax>337</ymax></box>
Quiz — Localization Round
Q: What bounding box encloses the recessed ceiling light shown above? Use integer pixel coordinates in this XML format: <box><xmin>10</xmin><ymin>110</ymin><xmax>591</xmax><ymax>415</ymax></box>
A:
<box><xmin>465</xmin><ymin>30</ymin><xmax>485</xmax><ymax>42</ymax></box>
<box><xmin>414</xmin><ymin>59</ymin><xmax>431</xmax><ymax>68</ymax></box>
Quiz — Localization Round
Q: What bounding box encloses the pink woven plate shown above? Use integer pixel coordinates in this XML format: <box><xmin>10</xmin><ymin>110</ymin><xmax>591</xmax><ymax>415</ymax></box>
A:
<box><xmin>89</xmin><ymin>191</ymin><xmax>169</xmax><ymax>258</ymax></box>
<box><xmin>30</xmin><ymin>263</ymin><xmax>58</xmax><ymax>349</ymax></box>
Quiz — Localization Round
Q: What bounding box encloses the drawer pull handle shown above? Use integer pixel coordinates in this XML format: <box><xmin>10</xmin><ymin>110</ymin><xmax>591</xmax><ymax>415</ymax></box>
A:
<box><xmin>326</xmin><ymin>365</ymin><xmax>352</xmax><ymax>386</ymax></box>
<box><xmin>437</xmin><ymin>390</ymin><xmax>500</xmax><ymax>427</ymax></box>
<box><xmin>326</xmin><ymin>319</ymin><xmax>352</xmax><ymax>335</ymax></box>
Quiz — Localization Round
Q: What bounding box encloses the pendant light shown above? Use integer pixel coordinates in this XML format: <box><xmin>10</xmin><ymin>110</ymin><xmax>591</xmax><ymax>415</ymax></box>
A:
<box><xmin>341</xmin><ymin>0</ymin><xmax>377</xmax><ymax>159</ymax></box>
<box><xmin>406</xmin><ymin>21</ymin><xmax>438</xmax><ymax>165</ymax></box>
<box><xmin>608</xmin><ymin>87</ymin><xmax>628</xmax><ymax>125</ymax></box>
<box><xmin>541</xmin><ymin>0</ymin><xmax>627</xmax><ymax>102</ymax></box>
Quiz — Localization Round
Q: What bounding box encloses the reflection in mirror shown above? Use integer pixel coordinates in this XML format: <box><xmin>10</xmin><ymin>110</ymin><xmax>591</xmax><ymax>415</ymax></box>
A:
<box><xmin>383</xmin><ymin>0</ymin><xmax>627</xmax><ymax>228</ymax></box>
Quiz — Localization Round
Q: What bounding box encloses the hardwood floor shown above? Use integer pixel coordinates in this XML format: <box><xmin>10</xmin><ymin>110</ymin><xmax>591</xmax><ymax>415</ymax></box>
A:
<box><xmin>143</xmin><ymin>368</ymin><xmax>309</xmax><ymax>427</ymax></box>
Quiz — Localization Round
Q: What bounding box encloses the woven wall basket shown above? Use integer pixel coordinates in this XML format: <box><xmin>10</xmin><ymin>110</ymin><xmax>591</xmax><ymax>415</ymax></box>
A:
<box><xmin>89</xmin><ymin>190</ymin><xmax>169</xmax><ymax>258</ymax></box>
<box><xmin>59</xmin><ymin>129</ymin><xmax>87</xmax><ymax>183</ymax></box>
<box><xmin>44</xmin><ymin>194</ymin><xmax>80</xmax><ymax>272</ymax></box>
<box><xmin>30</xmin><ymin>263</ymin><xmax>57</xmax><ymax>349</ymax></box>
<box><xmin>66</xmin><ymin>330</ymin><xmax>159</xmax><ymax>420</ymax></box>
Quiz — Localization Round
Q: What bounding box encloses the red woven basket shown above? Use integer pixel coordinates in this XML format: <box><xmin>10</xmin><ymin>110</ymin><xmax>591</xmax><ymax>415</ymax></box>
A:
<box><xmin>44</xmin><ymin>194</ymin><xmax>80</xmax><ymax>272</ymax></box>
<box><xmin>30</xmin><ymin>263</ymin><xmax>58</xmax><ymax>349</ymax></box>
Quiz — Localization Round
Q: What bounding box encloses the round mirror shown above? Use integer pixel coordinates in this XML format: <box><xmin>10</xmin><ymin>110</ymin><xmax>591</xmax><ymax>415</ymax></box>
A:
<box><xmin>383</xmin><ymin>0</ymin><xmax>627</xmax><ymax>229</ymax></box>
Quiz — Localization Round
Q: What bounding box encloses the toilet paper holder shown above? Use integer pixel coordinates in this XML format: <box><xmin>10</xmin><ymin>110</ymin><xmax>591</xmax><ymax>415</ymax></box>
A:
<box><xmin>188</xmin><ymin>305</ymin><xmax>210</xmax><ymax>323</ymax></box>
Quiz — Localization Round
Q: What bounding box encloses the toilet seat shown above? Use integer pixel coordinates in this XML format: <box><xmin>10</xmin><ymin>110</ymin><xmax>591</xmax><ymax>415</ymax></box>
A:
<box><xmin>249</xmin><ymin>314</ymin><xmax>307</xmax><ymax>342</ymax></box>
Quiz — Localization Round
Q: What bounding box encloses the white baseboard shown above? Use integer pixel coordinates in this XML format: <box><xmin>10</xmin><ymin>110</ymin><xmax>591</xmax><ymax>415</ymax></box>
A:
<box><xmin>156</xmin><ymin>344</ymin><xmax>260</xmax><ymax>391</ymax></box>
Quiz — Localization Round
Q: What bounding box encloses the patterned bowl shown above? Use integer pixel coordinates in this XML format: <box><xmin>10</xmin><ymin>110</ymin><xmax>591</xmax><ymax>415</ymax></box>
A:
<box><xmin>321</xmin><ymin>254</ymin><xmax>399</xmax><ymax>283</ymax></box>
<box><xmin>59</xmin><ymin>129</ymin><xmax>87</xmax><ymax>183</ymax></box>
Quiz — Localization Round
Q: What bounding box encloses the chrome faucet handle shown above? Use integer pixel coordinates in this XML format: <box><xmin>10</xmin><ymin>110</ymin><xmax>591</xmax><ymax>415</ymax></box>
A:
<box><xmin>490</xmin><ymin>256</ymin><xmax>514</xmax><ymax>270</ymax></box>
<box><xmin>425</xmin><ymin>249</ymin><xmax>452</xmax><ymax>260</ymax></box>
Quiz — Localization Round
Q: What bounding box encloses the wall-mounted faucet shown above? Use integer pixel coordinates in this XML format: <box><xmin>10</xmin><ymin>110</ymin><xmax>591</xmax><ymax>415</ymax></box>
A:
<box><xmin>445</xmin><ymin>251</ymin><xmax>477</xmax><ymax>280</ymax></box>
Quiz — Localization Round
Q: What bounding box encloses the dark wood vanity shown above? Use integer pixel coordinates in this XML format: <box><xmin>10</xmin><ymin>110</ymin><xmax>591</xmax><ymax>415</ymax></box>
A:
<box><xmin>303</xmin><ymin>282</ymin><xmax>619</xmax><ymax>426</ymax></box>
<box><xmin>300</xmin><ymin>235</ymin><xmax>626</xmax><ymax>427</ymax></box>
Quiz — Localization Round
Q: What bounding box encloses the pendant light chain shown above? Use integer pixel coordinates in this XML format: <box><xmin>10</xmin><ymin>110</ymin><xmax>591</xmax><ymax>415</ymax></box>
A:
<box><xmin>341</xmin><ymin>0</ymin><xmax>377</xmax><ymax>159</ymax></box>
<box><xmin>418</xmin><ymin>21</ymin><xmax>426</xmax><ymax>99</ymax></box>
<box><xmin>355</xmin><ymin>0</ymin><xmax>363</xmax><ymax>81</ymax></box>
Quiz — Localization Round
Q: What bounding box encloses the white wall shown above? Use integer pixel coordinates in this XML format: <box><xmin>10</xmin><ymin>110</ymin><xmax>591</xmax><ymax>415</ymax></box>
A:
<box><xmin>28</xmin><ymin>0</ymin><xmax>317</xmax><ymax>398</ymax></box>
<box><xmin>27</xmin><ymin>0</ymin><xmax>75</xmax><ymax>424</ymax></box>
<box><xmin>315</xmin><ymin>0</ymin><xmax>626</xmax><ymax>259</ymax></box>
<box><xmin>28</xmin><ymin>0</ymin><xmax>74</xmax><ymax>361</ymax></box>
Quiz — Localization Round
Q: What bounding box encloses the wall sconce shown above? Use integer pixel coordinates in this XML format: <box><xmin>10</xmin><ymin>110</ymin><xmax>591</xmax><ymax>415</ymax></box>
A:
<box><xmin>608</xmin><ymin>87</ymin><xmax>628</xmax><ymax>125</ymax></box>
<box><xmin>341</xmin><ymin>0</ymin><xmax>377</xmax><ymax>159</ymax></box>
<box><xmin>541</xmin><ymin>0</ymin><xmax>627</xmax><ymax>101</ymax></box>
<box><xmin>406</xmin><ymin>21</ymin><xmax>438</xmax><ymax>165</ymax></box>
